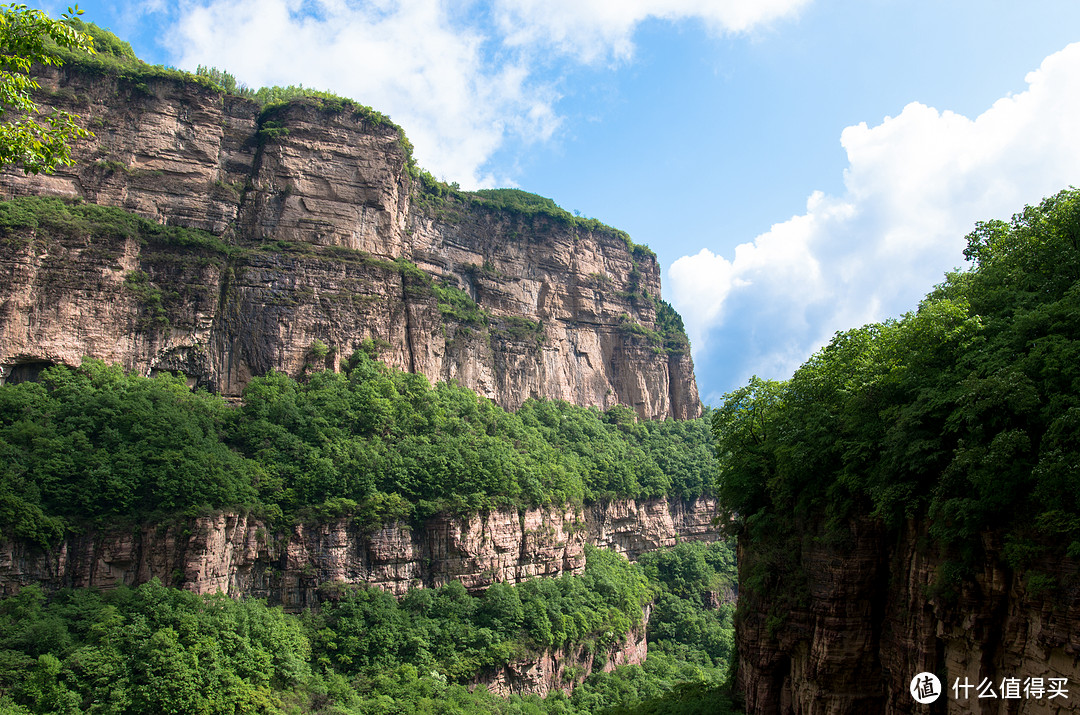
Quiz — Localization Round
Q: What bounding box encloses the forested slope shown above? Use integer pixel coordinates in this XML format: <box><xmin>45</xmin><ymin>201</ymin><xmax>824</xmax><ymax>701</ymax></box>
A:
<box><xmin>0</xmin><ymin>350</ymin><xmax>714</xmax><ymax>549</ymax></box>
<box><xmin>717</xmin><ymin>190</ymin><xmax>1080</xmax><ymax>714</ymax></box>
<box><xmin>0</xmin><ymin>542</ymin><xmax>739</xmax><ymax>714</ymax></box>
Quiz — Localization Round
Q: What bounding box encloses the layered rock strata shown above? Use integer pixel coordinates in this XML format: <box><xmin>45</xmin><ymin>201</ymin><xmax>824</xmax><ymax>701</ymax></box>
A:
<box><xmin>0</xmin><ymin>496</ymin><xmax>718</xmax><ymax>608</ymax></box>
<box><xmin>0</xmin><ymin>65</ymin><xmax>700</xmax><ymax>419</ymax></box>
<box><xmin>737</xmin><ymin>519</ymin><xmax>1080</xmax><ymax>715</ymax></box>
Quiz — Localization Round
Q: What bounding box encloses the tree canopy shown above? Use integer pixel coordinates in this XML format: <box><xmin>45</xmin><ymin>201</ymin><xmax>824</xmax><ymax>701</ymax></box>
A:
<box><xmin>714</xmin><ymin>188</ymin><xmax>1080</xmax><ymax>597</ymax></box>
<box><xmin>0</xmin><ymin>4</ymin><xmax>94</xmax><ymax>174</ymax></box>
<box><xmin>0</xmin><ymin>350</ymin><xmax>715</xmax><ymax>544</ymax></box>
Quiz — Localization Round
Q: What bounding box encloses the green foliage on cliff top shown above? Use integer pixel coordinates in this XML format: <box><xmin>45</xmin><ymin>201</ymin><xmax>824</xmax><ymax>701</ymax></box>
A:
<box><xmin>0</xmin><ymin>350</ymin><xmax>715</xmax><ymax>543</ymax></box>
<box><xmin>715</xmin><ymin>188</ymin><xmax>1080</xmax><ymax>594</ymax></box>
<box><xmin>0</xmin><ymin>195</ymin><xmax>234</xmax><ymax>254</ymax></box>
<box><xmin>413</xmin><ymin>177</ymin><xmax>658</xmax><ymax>262</ymax></box>
<box><xmin>63</xmin><ymin>17</ymin><xmax>134</xmax><ymax>60</ymax></box>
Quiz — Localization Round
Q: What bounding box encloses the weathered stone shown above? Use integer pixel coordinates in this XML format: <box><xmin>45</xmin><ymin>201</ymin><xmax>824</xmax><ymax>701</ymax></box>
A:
<box><xmin>0</xmin><ymin>496</ymin><xmax>719</xmax><ymax>607</ymax></box>
<box><xmin>0</xmin><ymin>65</ymin><xmax>701</xmax><ymax>420</ymax></box>
<box><xmin>737</xmin><ymin>519</ymin><xmax>1080</xmax><ymax>715</ymax></box>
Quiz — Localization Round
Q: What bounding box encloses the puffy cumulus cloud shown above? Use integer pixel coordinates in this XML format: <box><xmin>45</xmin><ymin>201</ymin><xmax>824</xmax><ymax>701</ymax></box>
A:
<box><xmin>158</xmin><ymin>0</ymin><xmax>805</xmax><ymax>186</ymax></box>
<box><xmin>164</xmin><ymin>0</ymin><xmax>558</xmax><ymax>188</ymax></box>
<box><xmin>669</xmin><ymin>42</ymin><xmax>1080</xmax><ymax>398</ymax></box>
<box><xmin>493</xmin><ymin>0</ymin><xmax>811</xmax><ymax>64</ymax></box>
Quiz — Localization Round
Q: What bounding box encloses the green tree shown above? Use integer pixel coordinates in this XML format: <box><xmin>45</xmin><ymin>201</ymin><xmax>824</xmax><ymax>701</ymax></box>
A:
<box><xmin>0</xmin><ymin>4</ymin><xmax>94</xmax><ymax>174</ymax></box>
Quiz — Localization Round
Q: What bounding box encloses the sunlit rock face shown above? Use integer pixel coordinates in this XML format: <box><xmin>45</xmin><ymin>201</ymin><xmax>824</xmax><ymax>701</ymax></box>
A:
<box><xmin>0</xmin><ymin>66</ymin><xmax>700</xmax><ymax>420</ymax></box>
<box><xmin>0</xmin><ymin>496</ymin><xmax>719</xmax><ymax>605</ymax></box>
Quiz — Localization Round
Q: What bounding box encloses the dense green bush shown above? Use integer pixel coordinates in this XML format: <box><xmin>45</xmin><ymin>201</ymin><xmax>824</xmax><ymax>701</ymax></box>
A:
<box><xmin>0</xmin><ymin>349</ymin><xmax>715</xmax><ymax>542</ymax></box>
<box><xmin>433</xmin><ymin>279</ymin><xmax>487</xmax><ymax>325</ymax></box>
<box><xmin>0</xmin><ymin>580</ymin><xmax>310</xmax><ymax>714</ymax></box>
<box><xmin>0</xmin><ymin>362</ymin><xmax>260</xmax><ymax>545</ymax></box>
<box><xmin>715</xmin><ymin>188</ymin><xmax>1080</xmax><ymax>599</ymax></box>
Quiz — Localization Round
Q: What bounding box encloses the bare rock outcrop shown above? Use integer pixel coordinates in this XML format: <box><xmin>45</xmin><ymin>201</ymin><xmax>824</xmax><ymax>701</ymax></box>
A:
<box><xmin>0</xmin><ymin>496</ymin><xmax>718</xmax><ymax>608</ymax></box>
<box><xmin>0</xmin><ymin>65</ymin><xmax>700</xmax><ymax>419</ymax></box>
<box><xmin>736</xmin><ymin>519</ymin><xmax>1080</xmax><ymax>715</ymax></box>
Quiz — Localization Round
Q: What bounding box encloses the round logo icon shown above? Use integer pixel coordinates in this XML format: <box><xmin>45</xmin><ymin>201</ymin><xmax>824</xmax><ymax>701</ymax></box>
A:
<box><xmin>910</xmin><ymin>672</ymin><xmax>942</xmax><ymax>704</ymax></box>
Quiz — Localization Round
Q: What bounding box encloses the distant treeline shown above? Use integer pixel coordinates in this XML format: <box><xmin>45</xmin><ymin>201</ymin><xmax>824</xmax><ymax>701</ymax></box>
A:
<box><xmin>715</xmin><ymin>188</ymin><xmax>1080</xmax><ymax>605</ymax></box>
<box><xmin>0</xmin><ymin>541</ymin><xmax>739</xmax><ymax>714</ymax></box>
<box><xmin>0</xmin><ymin>346</ymin><xmax>714</xmax><ymax>547</ymax></box>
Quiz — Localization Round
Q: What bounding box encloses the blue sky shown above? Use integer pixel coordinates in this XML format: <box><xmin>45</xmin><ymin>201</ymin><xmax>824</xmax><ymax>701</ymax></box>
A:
<box><xmin>42</xmin><ymin>0</ymin><xmax>1080</xmax><ymax>404</ymax></box>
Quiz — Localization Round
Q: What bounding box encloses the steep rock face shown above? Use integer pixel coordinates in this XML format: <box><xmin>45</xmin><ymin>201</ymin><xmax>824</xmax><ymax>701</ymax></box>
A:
<box><xmin>0</xmin><ymin>66</ymin><xmax>700</xmax><ymax>419</ymax></box>
<box><xmin>736</xmin><ymin>519</ymin><xmax>1080</xmax><ymax>715</ymax></box>
<box><xmin>0</xmin><ymin>496</ymin><xmax>718</xmax><ymax>608</ymax></box>
<box><xmin>477</xmin><ymin>606</ymin><xmax>650</xmax><ymax>697</ymax></box>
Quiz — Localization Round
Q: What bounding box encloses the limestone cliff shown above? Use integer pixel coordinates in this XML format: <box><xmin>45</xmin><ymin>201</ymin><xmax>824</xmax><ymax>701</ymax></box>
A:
<box><xmin>736</xmin><ymin>518</ymin><xmax>1080</xmax><ymax>715</ymax></box>
<box><xmin>0</xmin><ymin>496</ymin><xmax>718</xmax><ymax>608</ymax></box>
<box><xmin>0</xmin><ymin>65</ymin><xmax>700</xmax><ymax>419</ymax></box>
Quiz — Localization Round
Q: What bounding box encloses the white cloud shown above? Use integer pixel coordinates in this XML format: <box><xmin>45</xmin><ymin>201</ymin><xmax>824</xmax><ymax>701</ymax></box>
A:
<box><xmin>493</xmin><ymin>0</ymin><xmax>811</xmax><ymax>64</ymax></box>
<box><xmin>160</xmin><ymin>0</ymin><xmax>806</xmax><ymax>187</ymax></box>
<box><xmin>669</xmin><ymin>42</ymin><xmax>1080</xmax><ymax>389</ymax></box>
<box><xmin>165</xmin><ymin>0</ymin><xmax>555</xmax><ymax>188</ymax></box>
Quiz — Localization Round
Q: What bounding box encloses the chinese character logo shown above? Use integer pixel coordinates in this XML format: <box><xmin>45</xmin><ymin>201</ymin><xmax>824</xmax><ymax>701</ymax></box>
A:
<box><xmin>911</xmin><ymin>672</ymin><xmax>942</xmax><ymax>704</ymax></box>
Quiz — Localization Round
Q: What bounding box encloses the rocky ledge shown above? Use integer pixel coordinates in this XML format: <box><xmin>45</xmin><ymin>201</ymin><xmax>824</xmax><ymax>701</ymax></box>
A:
<box><xmin>0</xmin><ymin>495</ymin><xmax>718</xmax><ymax>608</ymax></box>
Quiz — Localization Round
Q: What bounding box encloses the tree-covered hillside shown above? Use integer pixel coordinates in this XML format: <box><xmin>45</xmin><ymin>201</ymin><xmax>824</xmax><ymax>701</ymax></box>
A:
<box><xmin>0</xmin><ymin>347</ymin><xmax>715</xmax><ymax>546</ymax></box>
<box><xmin>0</xmin><ymin>542</ymin><xmax>739</xmax><ymax>715</ymax></box>
<box><xmin>714</xmin><ymin>188</ymin><xmax>1080</xmax><ymax>604</ymax></box>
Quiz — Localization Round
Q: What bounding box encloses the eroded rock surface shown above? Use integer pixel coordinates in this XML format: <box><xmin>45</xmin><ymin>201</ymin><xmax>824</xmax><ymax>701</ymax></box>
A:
<box><xmin>0</xmin><ymin>66</ymin><xmax>700</xmax><ymax>419</ymax></box>
<box><xmin>0</xmin><ymin>496</ymin><xmax>718</xmax><ymax>608</ymax></box>
<box><xmin>736</xmin><ymin>519</ymin><xmax>1080</xmax><ymax>715</ymax></box>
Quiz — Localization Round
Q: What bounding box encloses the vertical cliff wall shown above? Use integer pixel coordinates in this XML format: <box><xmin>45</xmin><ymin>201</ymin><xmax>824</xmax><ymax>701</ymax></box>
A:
<box><xmin>0</xmin><ymin>66</ymin><xmax>700</xmax><ymax>419</ymax></box>
<box><xmin>0</xmin><ymin>496</ymin><xmax>718</xmax><ymax>608</ymax></box>
<box><xmin>736</xmin><ymin>518</ymin><xmax>1080</xmax><ymax>715</ymax></box>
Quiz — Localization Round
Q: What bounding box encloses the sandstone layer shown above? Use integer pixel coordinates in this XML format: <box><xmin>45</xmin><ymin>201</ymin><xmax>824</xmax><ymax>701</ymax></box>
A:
<box><xmin>736</xmin><ymin>519</ymin><xmax>1080</xmax><ymax>715</ymax></box>
<box><xmin>0</xmin><ymin>66</ymin><xmax>700</xmax><ymax>419</ymax></box>
<box><xmin>0</xmin><ymin>495</ymin><xmax>718</xmax><ymax>608</ymax></box>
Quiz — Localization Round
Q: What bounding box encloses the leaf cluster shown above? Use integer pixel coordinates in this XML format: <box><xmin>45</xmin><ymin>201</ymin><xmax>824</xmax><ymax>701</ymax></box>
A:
<box><xmin>0</xmin><ymin>3</ymin><xmax>94</xmax><ymax>174</ymax></box>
